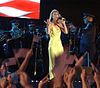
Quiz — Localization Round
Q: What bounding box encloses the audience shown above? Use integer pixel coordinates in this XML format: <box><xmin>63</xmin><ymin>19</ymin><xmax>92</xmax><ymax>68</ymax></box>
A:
<box><xmin>0</xmin><ymin>48</ymin><xmax>33</xmax><ymax>88</ymax></box>
<box><xmin>0</xmin><ymin>46</ymin><xmax>100</xmax><ymax>88</ymax></box>
<box><xmin>37</xmin><ymin>49</ymin><xmax>100</xmax><ymax>88</ymax></box>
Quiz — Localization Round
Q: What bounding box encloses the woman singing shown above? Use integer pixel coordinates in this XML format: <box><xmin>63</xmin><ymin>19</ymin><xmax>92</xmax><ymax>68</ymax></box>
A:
<box><xmin>45</xmin><ymin>9</ymin><xmax>68</xmax><ymax>81</ymax></box>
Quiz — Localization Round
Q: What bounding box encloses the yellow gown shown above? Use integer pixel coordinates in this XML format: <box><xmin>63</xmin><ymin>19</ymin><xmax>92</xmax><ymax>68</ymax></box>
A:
<box><xmin>48</xmin><ymin>24</ymin><xmax>64</xmax><ymax>80</ymax></box>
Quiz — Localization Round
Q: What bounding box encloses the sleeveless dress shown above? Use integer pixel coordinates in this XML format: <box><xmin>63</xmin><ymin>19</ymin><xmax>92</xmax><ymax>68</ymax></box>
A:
<box><xmin>48</xmin><ymin>24</ymin><xmax>64</xmax><ymax>80</ymax></box>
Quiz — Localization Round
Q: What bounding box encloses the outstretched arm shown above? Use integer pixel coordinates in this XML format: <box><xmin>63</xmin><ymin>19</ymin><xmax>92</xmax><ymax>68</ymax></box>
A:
<box><xmin>17</xmin><ymin>49</ymin><xmax>33</xmax><ymax>73</ymax></box>
<box><xmin>19</xmin><ymin>72</ymin><xmax>33</xmax><ymax>88</ymax></box>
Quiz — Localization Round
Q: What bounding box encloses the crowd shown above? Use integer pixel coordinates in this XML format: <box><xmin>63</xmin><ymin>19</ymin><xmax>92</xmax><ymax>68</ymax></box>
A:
<box><xmin>38</xmin><ymin>50</ymin><xmax>100</xmax><ymax>88</ymax></box>
<box><xmin>0</xmin><ymin>46</ymin><xmax>100</xmax><ymax>88</ymax></box>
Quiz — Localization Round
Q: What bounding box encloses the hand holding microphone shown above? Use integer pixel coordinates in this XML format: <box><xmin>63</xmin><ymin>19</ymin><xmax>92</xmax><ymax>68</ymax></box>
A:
<box><xmin>62</xmin><ymin>17</ymin><xmax>66</xmax><ymax>24</ymax></box>
<box><xmin>58</xmin><ymin>16</ymin><xmax>67</xmax><ymax>24</ymax></box>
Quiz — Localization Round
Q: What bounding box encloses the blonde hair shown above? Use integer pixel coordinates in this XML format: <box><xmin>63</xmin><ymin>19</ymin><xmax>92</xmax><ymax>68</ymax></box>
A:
<box><xmin>49</xmin><ymin>9</ymin><xmax>61</xmax><ymax>22</ymax></box>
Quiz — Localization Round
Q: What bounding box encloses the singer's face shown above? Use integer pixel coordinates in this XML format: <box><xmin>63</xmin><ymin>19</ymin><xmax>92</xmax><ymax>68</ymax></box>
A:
<box><xmin>52</xmin><ymin>12</ymin><xmax>59</xmax><ymax>21</ymax></box>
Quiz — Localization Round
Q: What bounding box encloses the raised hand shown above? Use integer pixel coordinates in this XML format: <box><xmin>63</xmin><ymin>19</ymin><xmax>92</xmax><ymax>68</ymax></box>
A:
<box><xmin>38</xmin><ymin>75</ymin><xmax>49</xmax><ymax>88</ymax></box>
<box><xmin>81</xmin><ymin>69</ymin><xmax>87</xmax><ymax>81</ymax></box>
<box><xmin>63</xmin><ymin>67</ymin><xmax>76</xmax><ymax>88</ymax></box>
<box><xmin>91</xmin><ymin>63</ymin><xmax>100</xmax><ymax>88</ymax></box>
<box><xmin>94</xmin><ymin>72</ymin><xmax>100</xmax><ymax>83</ymax></box>
<box><xmin>91</xmin><ymin>62</ymin><xmax>99</xmax><ymax>72</ymax></box>
<box><xmin>80</xmin><ymin>69</ymin><xmax>89</xmax><ymax>88</ymax></box>
<box><xmin>66</xmin><ymin>68</ymin><xmax>76</xmax><ymax>82</ymax></box>
<box><xmin>44</xmin><ymin>19</ymin><xmax>51</xmax><ymax>26</ymax></box>
<box><xmin>61</xmin><ymin>17</ymin><xmax>66</xmax><ymax>25</ymax></box>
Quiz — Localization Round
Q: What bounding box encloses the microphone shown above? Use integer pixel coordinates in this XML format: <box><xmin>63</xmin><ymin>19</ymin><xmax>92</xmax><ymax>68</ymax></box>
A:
<box><xmin>58</xmin><ymin>16</ymin><xmax>69</xmax><ymax>23</ymax></box>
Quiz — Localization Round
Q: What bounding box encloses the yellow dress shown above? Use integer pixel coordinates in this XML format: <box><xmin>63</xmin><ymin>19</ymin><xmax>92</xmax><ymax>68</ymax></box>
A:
<box><xmin>48</xmin><ymin>24</ymin><xmax>64</xmax><ymax>80</ymax></box>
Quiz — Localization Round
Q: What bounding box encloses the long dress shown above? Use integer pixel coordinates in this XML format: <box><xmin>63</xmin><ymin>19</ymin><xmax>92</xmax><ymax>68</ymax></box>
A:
<box><xmin>48</xmin><ymin>24</ymin><xmax>64</xmax><ymax>80</ymax></box>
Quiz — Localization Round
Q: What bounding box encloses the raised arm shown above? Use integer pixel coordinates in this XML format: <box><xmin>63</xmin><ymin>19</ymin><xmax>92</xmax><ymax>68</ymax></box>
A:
<box><xmin>81</xmin><ymin>69</ymin><xmax>88</xmax><ymax>88</ymax></box>
<box><xmin>94</xmin><ymin>72</ymin><xmax>100</xmax><ymax>88</ymax></box>
<box><xmin>62</xmin><ymin>18</ymin><xmax>68</xmax><ymax>34</ymax></box>
<box><xmin>17</xmin><ymin>49</ymin><xmax>33</xmax><ymax>73</ymax></box>
<box><xmin>56</xmin><ymin>18</ymin><xmax>68</xmax><ymax>34</ymax></box>
<box><xmin>19</xmin><ymin>72</ymin><xmax>33</xmax><ymax>88</ymax></box>
<box><xmin>63</xmin><ymin>67</ymin><xmax>76</xmax><ymax>88</ymax></box>
<box><xmin>91</xmin><ymin>62</ymin><xmax>100</xmax><ymax>88</ymax></box>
